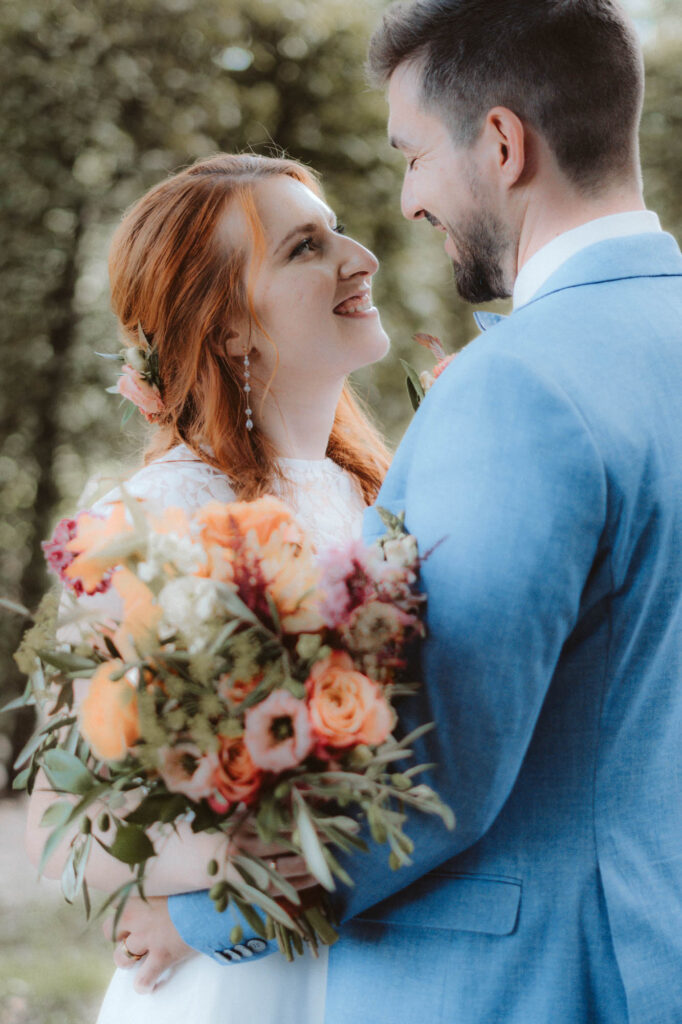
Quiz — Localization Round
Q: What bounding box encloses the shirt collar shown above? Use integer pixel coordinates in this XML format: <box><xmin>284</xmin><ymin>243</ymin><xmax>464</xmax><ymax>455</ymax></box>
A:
<box><xmin>513</xmin><ymin>210</ymin><xmax>662</xmax><ymax>310</ymax></box>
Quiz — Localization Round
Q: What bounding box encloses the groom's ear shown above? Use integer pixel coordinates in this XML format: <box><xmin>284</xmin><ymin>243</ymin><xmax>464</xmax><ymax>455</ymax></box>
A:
<box><xmin>482</xmin><ymin>107</ymin><xmax>527</xmax><ymax>190</ymax></box>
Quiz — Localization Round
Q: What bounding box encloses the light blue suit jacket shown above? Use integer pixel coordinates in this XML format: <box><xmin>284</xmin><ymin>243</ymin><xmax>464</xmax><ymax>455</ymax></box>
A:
<box><xmin>170</xmin><ymin>232</ymin><xmax>682</xmax><ymax>1023</ymax></box>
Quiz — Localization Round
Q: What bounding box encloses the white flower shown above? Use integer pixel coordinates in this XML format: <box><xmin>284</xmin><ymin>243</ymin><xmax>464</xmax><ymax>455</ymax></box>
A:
<box><xmin>158</xmin><ymin>577</ymin><xmax>224</xmax><ymax>651</ymax></box>
<box><xmin>124</xmin><ymin>347</ymin><xmax>147</xmax><ymax>372</ymax></box>
<box><xmin>382</xmin><ymin>534</ymin><xmax>419</xmax><ymax>571</ymax></box>
<box><xmin>139</xmin><ymin>533</ymin><xmax>207</xmax><ymax>583</ymax></box>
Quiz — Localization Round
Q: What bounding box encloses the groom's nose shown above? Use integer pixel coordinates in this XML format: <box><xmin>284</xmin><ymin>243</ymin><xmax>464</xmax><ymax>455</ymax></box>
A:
<box><xmin>400</xmin><ymin>174</ymin><xmax>425</xmax><ymax>222</ymax></box>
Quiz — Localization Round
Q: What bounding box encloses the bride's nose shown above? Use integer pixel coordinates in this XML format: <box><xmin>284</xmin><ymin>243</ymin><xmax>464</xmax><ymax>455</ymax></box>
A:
<box><xmin>338</xmin><ymin>236</ymin><xmax>379</xmax><ymax>280</ymax></box>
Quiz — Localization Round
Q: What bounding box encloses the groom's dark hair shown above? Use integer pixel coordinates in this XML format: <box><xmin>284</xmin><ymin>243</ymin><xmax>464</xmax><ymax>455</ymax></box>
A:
<box><xmin>367</xmin><ymin>0</ymin><xmax>644</xmax><ymax>191</ymax></box>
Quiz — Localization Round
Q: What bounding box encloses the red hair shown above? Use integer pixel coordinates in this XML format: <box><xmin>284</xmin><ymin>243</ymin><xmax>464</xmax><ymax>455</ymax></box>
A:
<box><xmin>108</xmin><ymin>153</ymin><xmax>390</xmax><ymax>502</ymax></box>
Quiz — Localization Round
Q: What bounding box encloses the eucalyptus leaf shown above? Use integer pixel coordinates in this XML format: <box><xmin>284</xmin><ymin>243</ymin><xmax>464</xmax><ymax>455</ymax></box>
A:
<box><xmin>232</xmin><ymin>897</ymin><xmax>268</xmax><ymax>940</ymax></box>
<box><xmin>125</xmin><ymin>793</ymin><xmax>188</xmax><ymax>827</ymax></box>
<box><xmin>105</xmin><ymin>824</ymin><xmax>156</xmax><ymax>865</ymax></box>
<box><xmin>227</xmin><ymin>879</ymin><xmax>297</xmax><ymax>930</ymax></box>
<box><xmin>42</xmin><ymin>748</ymin><xmax>94</xmax><ymax>795</ymax></box>
<box><xmin>215</xmin><ymin>585</ymin><xmax>263</xmax><ymax>628</ymax></box>
<box><xmin>12</xmin><ymin>766</ymin><xmax>30</xmax><ymax>790</ymax></box>
<box><xmin>40</xmin><ymin>800</ymin><xmax>74</xmax><ymax>829</ymax></box>
<box><xmin>209</xmin><ymin>619</ymin><xmax>242</xmax><ymax>654</ymax></box>
<box><xmin>394</xmin><ymin>722</ymin><xmax>436</xmax><ymax>749</ymax></box>
<box><xmin>13</xmin><ymin>729</ymin><xmax>50</xmax><ymax>770</ymax></box>
<box><xmin>293</xmin><ymin>790</ymin><xmax>335</xmax><ymax>892</ymax></box>
<box><xmin>240</xmin><ymin>856</ymin><xmax>301</xmax><ymax>906</ymax></box>
<box><xmin>1</xmin><ymin>692</ymin><xmax>35</xmax><ymax>714</ymax></box>
<box><xmin>322</xmin><ymin>845</ymin><xmax>354</xmax><ymax>887</ymax></box>
<box><xmin>37</xmin><ymin>650</ymin><xmax>98</xmax><ymax>673</ymax></box>
<box><xmin>38</xmin><ymin>823</ymin><xmax>69</xmax><ymax>876</ymax></box>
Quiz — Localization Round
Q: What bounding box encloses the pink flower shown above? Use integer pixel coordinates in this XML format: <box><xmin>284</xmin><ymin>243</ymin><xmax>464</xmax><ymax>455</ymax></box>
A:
<box><xmin>414</xmin><ymin>332</ymin><xmax>447</xmax><ymax>361</ymax></box>
<box><xmin>158</xmin><ymin>744</ymin><xmax>219</xmax><ymax>802</ymax></box>
<box><xmin>42</xmin><ymin>514</ymin><xmax>112</xmax><ymax>596</ymax></box>
<box><xmin>317</xmin><ymin>539</ymin><xmax>376</xmax><ymax>628</ymax></box>
<box><xmin>432</xmin><ymin>353</ymin><xmax>456</xmax><ymax>380</ymax></box>
<box><xmin>243</xmin><ymin>689</ymin><xmax>313</xmax><ymax>772</ymax></box>
<box><xmin>117</xmin><ymin>365</ymin><xmax>165</xmax><ymax>423</ymax></box>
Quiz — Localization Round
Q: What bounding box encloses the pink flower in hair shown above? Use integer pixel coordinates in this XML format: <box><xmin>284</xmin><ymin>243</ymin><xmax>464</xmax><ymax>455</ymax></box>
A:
<box><xmin>117</xmin><ymin>365</ymin><xmax>165</xmax><ymax>423</ymax></box>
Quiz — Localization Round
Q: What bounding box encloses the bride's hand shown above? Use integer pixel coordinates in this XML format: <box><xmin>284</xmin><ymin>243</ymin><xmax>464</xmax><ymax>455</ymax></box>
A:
<box><xmin>108</xmin><ymin>896</ymin><xmax>194</xmax><ymax>993</ymax></box>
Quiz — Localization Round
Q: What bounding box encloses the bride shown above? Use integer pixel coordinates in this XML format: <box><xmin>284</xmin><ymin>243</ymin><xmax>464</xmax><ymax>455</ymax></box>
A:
<box><xmin>25</xmin><ymin>152</ymin><xmax>391</xmax><ymax>1022</ymax></box>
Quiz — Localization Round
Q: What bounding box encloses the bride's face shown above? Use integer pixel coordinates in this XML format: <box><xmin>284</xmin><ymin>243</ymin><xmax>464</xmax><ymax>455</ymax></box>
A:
<box><xmin>219</xmin><ymin>176</ymin><xmax>390</xmax><ymax>392</ymax></box>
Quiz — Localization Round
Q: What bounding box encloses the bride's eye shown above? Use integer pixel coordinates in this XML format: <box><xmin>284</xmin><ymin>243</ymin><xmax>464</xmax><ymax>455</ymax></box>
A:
<box><xmin>289</xmin><ymin>236</ymin><xmax>317</xmax><ymax>259</ymax></box>
<box><xmin>334</xmin><ymin>223</ymin><xmax>346</xmax><ymax>235</ymax></box>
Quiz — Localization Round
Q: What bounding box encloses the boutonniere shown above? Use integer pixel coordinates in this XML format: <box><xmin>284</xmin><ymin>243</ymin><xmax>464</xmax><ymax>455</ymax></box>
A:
<box><xmin>400</xmin><ymin>333</ymin><xmax>456</xmax><ymax>412</ymax></box>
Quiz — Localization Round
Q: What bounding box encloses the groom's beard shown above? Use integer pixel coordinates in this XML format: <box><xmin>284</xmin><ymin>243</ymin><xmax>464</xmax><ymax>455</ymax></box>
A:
<box><xmin>448</xmin><ymin>210</ymin><xmax>512</xmax><ymax>305</ymax></box>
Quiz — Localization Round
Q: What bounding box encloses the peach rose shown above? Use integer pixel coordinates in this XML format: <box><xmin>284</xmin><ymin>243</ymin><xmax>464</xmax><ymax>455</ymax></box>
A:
<box><xmin>306</xmin><ymin>651</ymin><xmax>396</xmax><ymax>749</ymax></box>
<box><xmin>79</xmin><ymin>660</ymin><xmax>139</xmax><ymax>762</ymax></box>
<box><xmin>244</xmin><ymin>689</ymin><xmax>313</xmax><ymax>771</ymax></box>
<box><xmin>158</xmin><ymin>743</ymin><xmax>218</xmax><ymax>802</ymax></box>
<box><xmin>112</xmin><ymin>567</ymin><xmax>161</xmax><ymax>661</ymax></box>
<box><xmin>209</xmin><ymin>736</ymin><xmax>263</xmax><ymax>812</ymax></box>
<box><xmin>258</xmin><ymin>533</ymin><xmax>324</xmax><ymax>633</ymax></box>
<box><xmin>117</xmin><ymin>365</ymin><xmax>165</xmax><ymax>422</ymax></box>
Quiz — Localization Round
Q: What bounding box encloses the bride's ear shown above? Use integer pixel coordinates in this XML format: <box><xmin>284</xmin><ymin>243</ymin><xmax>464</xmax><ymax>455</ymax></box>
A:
<box><xmin>215</xmin><ymin>323</ymin><xmax>250</xmax><ymax>361</ymax></box>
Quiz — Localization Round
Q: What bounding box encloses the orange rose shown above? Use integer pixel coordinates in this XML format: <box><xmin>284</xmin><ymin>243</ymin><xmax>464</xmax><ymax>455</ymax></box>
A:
<box><xmin>198</xmin><ymin>496</ymin><xmax>296</xmax><ymax>551</ymax></box>
<box><xmin>79</xmin><ymin>660</ymin><xmax>139</xmax><ymax>762</ymax></box>
<box><xmin>306</xmin><ymin>651</ymin><xmax>396</xmax><ymax>749</ymax></box>
<box><xmin>209</xmin><ymin>736</ymin><xmax>263</xmax><ymax>811</ymax></box>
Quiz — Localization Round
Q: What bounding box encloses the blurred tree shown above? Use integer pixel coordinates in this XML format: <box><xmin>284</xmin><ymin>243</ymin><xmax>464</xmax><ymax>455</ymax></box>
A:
<box><xmin>0</xmin><ymin>0</ymin><xmax>679</xmax><ymax>789</ymax></box>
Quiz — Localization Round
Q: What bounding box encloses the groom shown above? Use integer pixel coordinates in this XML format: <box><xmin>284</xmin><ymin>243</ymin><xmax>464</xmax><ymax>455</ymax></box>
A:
<box><xmin>128</xmin><ymin>1</ymin><xmax>682</xmax><ymax>1020</ymax></box>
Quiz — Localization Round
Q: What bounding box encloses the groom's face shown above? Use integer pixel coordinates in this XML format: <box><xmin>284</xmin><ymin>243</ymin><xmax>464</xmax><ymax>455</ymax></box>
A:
<box><xmin>387</xmin><ymin>62</ymin><xmax>512</xmax><ymax>303</ymax></box>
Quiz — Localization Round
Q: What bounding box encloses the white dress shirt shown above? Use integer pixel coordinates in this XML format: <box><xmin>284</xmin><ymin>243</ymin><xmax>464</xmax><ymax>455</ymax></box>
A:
<box><xmin>513</xmin><ymin>210</ymin><xmax>662</xmax><ymax>309</ymax></box>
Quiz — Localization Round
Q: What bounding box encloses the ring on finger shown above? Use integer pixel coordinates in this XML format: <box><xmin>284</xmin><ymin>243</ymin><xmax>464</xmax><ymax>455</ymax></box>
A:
<box><xmin>267</xmin><ymin>859</ymin><xmax>277</xmax><ymax>872</ymax></box>
<box><xmin>122</xmin><ymin>936</ymin><xmax>146</xmax><ymax>961</ymax></box>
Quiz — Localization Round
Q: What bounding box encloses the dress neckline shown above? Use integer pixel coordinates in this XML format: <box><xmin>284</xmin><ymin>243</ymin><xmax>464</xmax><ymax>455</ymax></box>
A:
<box><xmin>161</xmin><ymin>443</ymin><xmax>339</xmax><ymax>478</ymax></box>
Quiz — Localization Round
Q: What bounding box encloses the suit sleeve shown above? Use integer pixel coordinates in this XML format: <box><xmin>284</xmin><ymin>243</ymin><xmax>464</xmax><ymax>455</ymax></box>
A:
<box><xmin>170</xmin><ymin>340</ymin><xmax>607</xmax><ymax>951</ymax></box>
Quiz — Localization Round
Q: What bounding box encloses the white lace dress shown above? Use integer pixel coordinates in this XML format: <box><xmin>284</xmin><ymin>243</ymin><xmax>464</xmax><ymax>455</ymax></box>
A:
<box><xmin>94</xmin><ymin>444</ymin><xmax>365</xmax><ymax>1024</ymax></box>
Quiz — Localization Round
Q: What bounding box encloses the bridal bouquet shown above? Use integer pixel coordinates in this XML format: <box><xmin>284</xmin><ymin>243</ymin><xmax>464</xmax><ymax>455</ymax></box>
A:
<box><xmin>9</xmin><ymin>494</ymin><xmax>453</xmax><ymax>959</ymax></box>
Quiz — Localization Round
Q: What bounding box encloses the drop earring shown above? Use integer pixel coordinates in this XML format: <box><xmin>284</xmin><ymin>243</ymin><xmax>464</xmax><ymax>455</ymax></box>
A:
<box><xmin>243</xmin><ymin>350</ymin><xmax>253</xmax><ymax>431</ymax></box>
